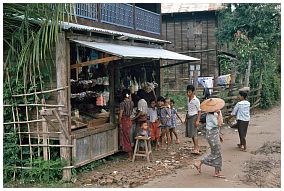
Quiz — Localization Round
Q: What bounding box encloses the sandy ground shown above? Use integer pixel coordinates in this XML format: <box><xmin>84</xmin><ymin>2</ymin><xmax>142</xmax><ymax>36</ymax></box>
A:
<box><xmin>141</xmin><ymin>104</ymin><xmax>281</xmax><ymax>188</ymax></box>
<box><xmin>74</xmin><ymin>104</ymin><xmax>281</xmax><ymax>188</ymax></box>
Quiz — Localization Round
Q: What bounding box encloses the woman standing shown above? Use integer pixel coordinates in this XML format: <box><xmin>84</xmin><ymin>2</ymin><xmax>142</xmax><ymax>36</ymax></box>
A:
<box><xmin>194</xmin><ymin>98</ymin><xmax>225</xmax><ymax>178</ymax></box>
<box><xmin>119</xmin><ymin>89</ymin><xmax>134</xmax><ymax>160</ymax></box>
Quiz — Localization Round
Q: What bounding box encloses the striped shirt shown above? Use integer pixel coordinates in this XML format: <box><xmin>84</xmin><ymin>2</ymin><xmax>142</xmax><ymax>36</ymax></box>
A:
<box><xmin>120</xmin><ymin>100</ymin><xmax>134</xmax><ymax>117</ymax></box>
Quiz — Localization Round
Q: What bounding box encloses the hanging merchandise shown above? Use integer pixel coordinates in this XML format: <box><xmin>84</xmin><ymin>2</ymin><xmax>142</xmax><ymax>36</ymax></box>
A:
<box><xmin>134</xmin><ymin>77</ymin><xmax>139</xmax><ymax>93</ymax></box>
<box><xmin>131</xmin><ymin>77</ymin><xmax>135</xmax><ymax>94</ymax></box>
<box><xmin>152</xmin><ymin>70</ymin><xmax>156</xmax><ymax>82</ymax></box>
<box><xmin>96</xmin><ymin>94</ymin><xmax>104</xmax><ymax>106</ymax></box>
<box><xmin>97</xmin><ymin>77</ymin><xmax>103</xmax><ymax>85</ymax></box>
<box><xmin>138</xmin><ymin>77</ymin><xmax>142</xmax><ymax>90</ymax></box>
<box><xmin>103</xmin><ymin>76</ymin><xmax>109</xmax><ymax>86</ymax></box>
<box><xmin>102</xmin><ymin>91</ymin><xmax>110</xmax><ymax>106</ymax></box>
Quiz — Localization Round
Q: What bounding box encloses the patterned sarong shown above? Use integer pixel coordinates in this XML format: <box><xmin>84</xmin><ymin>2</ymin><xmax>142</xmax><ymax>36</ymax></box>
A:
<box><xmin>201</xmin><ymin>128</ymin><xmax>222</xmax><ymax>171</ymax></box>
<box><xmin>120</xmin><ymin>116</ymin><xmax>132</xmax><ymax>152</ymax></box>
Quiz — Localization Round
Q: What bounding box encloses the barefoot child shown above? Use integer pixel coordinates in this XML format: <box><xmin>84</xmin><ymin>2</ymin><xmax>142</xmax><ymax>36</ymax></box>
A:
<box><xmin>147</xmin><ymin>99</ymin><xmax>160</xmax><ymax>150</ymax></box>
<box><xmin>169</xmin><ymin>99</ymin><xmax>183</xmax><ymax>144</ymax></box>
<box><xmin>194</xmin><ymin>98</ymin><xmax>225</xmax><ymax>178</ymax></box>
<box><xmin>160</xmin><ymin>97</ymin><xmax>171</xmax><ymax>149</ymax></box>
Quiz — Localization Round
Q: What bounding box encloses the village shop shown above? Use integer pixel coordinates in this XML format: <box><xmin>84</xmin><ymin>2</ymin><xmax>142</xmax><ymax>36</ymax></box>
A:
<box><xmin>8</xmin><ymin>21</ymin><xmax>199</xmax><ymax>180</ymax></box>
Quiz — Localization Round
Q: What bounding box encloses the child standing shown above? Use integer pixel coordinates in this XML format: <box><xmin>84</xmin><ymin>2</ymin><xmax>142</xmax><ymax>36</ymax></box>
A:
<box><xmin>147</xmin><ymin>99</ymin><xmax>160</xmax><ymax>150</ymax></box>
<box><xmin>231</xmin><ymin>91</ymin><xmax>250</xmax><ymax>151</ymax></box>
<box><xmin>169</xmin><ymin>99</ymin><xmax>183</xmax><ymax>144</ymax></box>
<box><xmin>160</xmin><ymin>97</ymin><xmax>172</xmax><ymax>149</ymax></box>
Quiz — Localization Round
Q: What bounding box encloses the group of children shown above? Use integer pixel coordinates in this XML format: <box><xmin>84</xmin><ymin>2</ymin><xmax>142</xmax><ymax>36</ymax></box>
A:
<box><xmin>137</xmin><ymin>96</ymin><xmax>183</xmax><ymax>150</ymax></box>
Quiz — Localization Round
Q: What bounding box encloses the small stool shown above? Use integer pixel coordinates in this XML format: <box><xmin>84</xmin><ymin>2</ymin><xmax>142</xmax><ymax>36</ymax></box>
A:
<box><xmin>132</xmin><ymin>136</ymin><xmax>153</xmax><ymax>163</ymax></box>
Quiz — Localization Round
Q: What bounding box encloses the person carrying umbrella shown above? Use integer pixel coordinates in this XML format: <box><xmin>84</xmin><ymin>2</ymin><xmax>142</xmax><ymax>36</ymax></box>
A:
<box><xmin>193</xmin><ymin>98</ymin><xmax>225</xmax><ymax>178</ymax></box>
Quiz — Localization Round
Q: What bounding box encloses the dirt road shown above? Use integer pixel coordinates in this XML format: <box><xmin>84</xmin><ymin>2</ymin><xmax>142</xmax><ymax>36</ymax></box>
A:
<box><xmin>141</xmin><ymin>105</ymin><xmax>281</xmax><ymax>188</ymax></box>
<box><xmin>75</xmin><ymin>104</ymin><xmax>280</xmax><ymax>188</ymax></box>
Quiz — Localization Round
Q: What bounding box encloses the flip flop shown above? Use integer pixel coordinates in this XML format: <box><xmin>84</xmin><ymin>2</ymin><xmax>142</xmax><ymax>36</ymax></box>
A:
<box><xmin>193</xmin><ymin>162</ymin><xmax>201</xmax><ymax>174</ymax></box>
<box><xmin>213</xmin><ymin>174</ymin><xmax>226</xmax><ymax>179</ymax></box>
<box><xmin>191</xmin><ymin>150</ymin><xmax>201</xmax><ymax>155</ymax></box>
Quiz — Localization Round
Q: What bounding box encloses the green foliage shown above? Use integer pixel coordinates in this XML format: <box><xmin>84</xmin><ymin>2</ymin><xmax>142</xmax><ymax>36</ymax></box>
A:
<box><xmin>216</xmin><ymin>4</ymin><xmax>280</xmax><ymax>109</ymax></box>
<box><xmin>164</xmin><ymin>92</ymin><xmax>188</xmax><ymax>111</ymax></box>
<box><xmin>72</xmin><ymin>159</ymin><xmax>107</xmax><ymax>176</ymax></box>
<box><xmin>217</xmin><ymin>54</ymin><xmax>234</xmax><ymax>75</ymax></box>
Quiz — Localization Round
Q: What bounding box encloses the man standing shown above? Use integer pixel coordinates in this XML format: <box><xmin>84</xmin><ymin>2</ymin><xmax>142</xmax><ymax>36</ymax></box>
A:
<box><xmin>185</xmin><ymin>85</ymin><xmax>201</xmax><ymax>154</ymax></box>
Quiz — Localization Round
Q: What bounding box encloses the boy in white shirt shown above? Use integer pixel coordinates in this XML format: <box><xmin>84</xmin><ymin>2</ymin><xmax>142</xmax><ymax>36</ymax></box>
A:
<box><xmin>231</xmin><ymin>91</ymin><xmax>250</xmax><ymax>151</ymax></box>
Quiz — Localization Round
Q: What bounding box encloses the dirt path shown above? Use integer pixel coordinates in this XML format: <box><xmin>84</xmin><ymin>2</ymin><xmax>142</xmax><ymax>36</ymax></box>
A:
<box><xmin>74</xmin><ymin>104</ymin><xmax>281</xmax><ymax>188</ymax></box>
<box><xmin>141</xmin><ymin>104</ymin><xmax>281</xmax><ymax>188</ymax></box>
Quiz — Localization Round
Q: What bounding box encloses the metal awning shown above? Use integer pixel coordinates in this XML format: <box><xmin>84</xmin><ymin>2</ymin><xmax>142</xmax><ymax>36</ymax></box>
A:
<box><xmin>71</xmin><ymin>40</ymin><xmax>200</xmax><ymax>61</ymax></box>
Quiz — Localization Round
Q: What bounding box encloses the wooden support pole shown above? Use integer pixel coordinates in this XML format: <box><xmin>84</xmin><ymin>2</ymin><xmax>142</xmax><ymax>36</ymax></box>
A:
<box><xmin>56</xmin><ymin>32</ymin><xmax>72</xmax><ymax>182</ymax></box>
<box><xmin>70</xmin><ymin>56</ymin><xmax>121</xmax><ymax>69</ymax></box>
<box><xmin>193</xmin><ymin>70</ymin><xmax>198</xmax><ymax>89</ymax></box>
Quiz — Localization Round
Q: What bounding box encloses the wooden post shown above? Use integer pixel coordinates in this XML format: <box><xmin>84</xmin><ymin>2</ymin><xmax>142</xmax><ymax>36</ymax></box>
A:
<box><xmin>159</xmin><ymin>59</ymin><xmax>163</xmax><ymax>96</ymax></box>
<box><xmin>109</xmin><ymin>62</ymin><xmax>115</xmax><ymax>124</ymax></box>
<box><xmin>244</xmin><ymin>58</ymin><xmax>252</xmax><ymax>87</ymax></box>
<box><xmin>41</xmin><ymin>99</ymin><xmax>48</xmax><ymax>161</ymax></box>
<box><xmin>193</xmin><ymin>70</ymin><xmax>198</xmax><ymax>89</ymax></box>
<box><xmin>56</xmin><ymin>32</ymin><xmax>71</xmax><ymax>181</ymax></box>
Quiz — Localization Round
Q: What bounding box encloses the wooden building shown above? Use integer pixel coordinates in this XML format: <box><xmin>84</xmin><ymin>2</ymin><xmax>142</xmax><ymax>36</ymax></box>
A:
<box><xmin>4</xmin><ymin>3</ymin><xmax>199</xmax><ymax>181</ymax></box>
<box><xmin>161</xmin><ymin>3</ymin><xmax>224</xmax><ymax>91</ymax></box>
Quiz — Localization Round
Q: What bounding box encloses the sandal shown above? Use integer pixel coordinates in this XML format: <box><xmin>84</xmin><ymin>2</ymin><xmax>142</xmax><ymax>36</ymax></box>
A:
<box><xmin>193</xmin><ymin>161</ymin><xmax>201</xmax><ymax>174</ymax></box>
<box><xmin>191</xmin><ymin>150</ymin><xmax>200</xmax><ymax>155</ymax></box>
<box><xmin>175</xmin><ymin>139</ymin><xmax>180</xmax><ymax>144</ymax></box>
<box><xmin>237</xmin><ymin>144</ymin><xmax>242</xmax><ymax>148</ymax></box>
<box><xmin>240</xmin><ymin>146</ymin><xmax>247</xmax><ymax>152</ymax></box>
<box><xmin>213</xmin><ymin>174</ymin><xmax>226</xmax><ymax>179</ymax></box>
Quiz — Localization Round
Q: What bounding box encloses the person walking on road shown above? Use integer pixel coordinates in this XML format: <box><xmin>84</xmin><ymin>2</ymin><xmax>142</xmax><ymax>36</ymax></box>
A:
<box><xmin>194</xmin><ymin>98</ymin><xmax>225</xmax><ymax>178</ymax></box>
<box><xmin>185</xmin><ymin>85</ymin><xmax>201</xmax><ymax>154</ymax></box>
<box><xmin>231</xmin><ymin>90</ymin><xmax>250</xmax><ymax>151</ymax></box>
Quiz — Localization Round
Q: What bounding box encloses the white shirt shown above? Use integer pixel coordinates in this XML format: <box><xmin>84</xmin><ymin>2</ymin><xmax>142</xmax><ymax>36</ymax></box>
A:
<box><xmin>231</xmin><ymin>100</ymin><xmax>250</xmax><ymax>121</ymax></box>
<box><xmin>147</xmin><ymin>107</ymin><xmax>158</xmax><ymax>122</ymax></box>
<box><xmin>187</xmin><ymin>95</ymin><xmax>201</xmax><ymax>116</ymax></box>
<box><xmin>137</xmin><ymin>99</ymin><xmax>148</xmax><ymax>115</ymax></box>
<box><xmin>206</xmin><ymin>113</ymin><xmax>218</xmax><ymax>130</ymax></box>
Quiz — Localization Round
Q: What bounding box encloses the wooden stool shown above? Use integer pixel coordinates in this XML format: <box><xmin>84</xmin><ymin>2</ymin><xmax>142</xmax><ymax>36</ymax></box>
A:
<box><xmin>132</xmin><ymin>136</ymin><xmax>153</xmax><ymax>163</ymax></box>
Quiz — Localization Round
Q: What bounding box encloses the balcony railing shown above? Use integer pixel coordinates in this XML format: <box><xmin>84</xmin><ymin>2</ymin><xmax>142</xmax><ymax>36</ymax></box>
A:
<box><xmin>75</xmin><ymin>3</ymin><xmax>97</xmax><ymax>21</ymax></box>
<box><xmin>100</xmin><ymin>3</ymin><xmax>134</xmax><ymax>29</ymax></box>
<box><xmin>135</xmin><ymin>6</ymin><xmax>160</xmax><ymax>35</ymax></box>
<box><xmin>73</xmin><ymin>3</ymin><xmax>160</xmax><ymax>35</ymax></box>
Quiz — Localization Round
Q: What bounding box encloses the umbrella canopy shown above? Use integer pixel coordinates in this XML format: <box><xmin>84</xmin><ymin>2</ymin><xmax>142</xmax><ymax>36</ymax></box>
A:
<box><xmin>200</xmin><ymin>98</ymin><xmax>225</xmax><ymax>112</ymax></box>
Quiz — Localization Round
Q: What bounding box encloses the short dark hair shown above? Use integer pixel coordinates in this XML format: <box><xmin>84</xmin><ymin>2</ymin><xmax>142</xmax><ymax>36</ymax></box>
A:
<box><xmin>187</xmin><ymin>85</ymin><xmax>195</xmax><ymax>92</ymax></box>
<box><xmin>157</xmin><ymin>96</ymin><xmax>165</xmax><ymax>102</ymax></box>
<box><xmin>122</xmin><ymin>89</ymin><xmax>131</xmax><ymax>99</ymax></box>
<box><xmin>137</xmin><ymin>89</ymin><xmax>146</xmax><ymax>99</ymax></box>
<box><xmin>150</xmin><ymin>99</ymin><xmax>156</xmax><ymax>103</ymax></box>
<box><xmin>139</xmin><ymin>120</ymin><xmax>147</xmax><ymax>127</ymax></box>
<box><xmin>239</xmin><ymin>91</ymin><xmax>248</xmax><ymax>99</ymax></box>
<box><xmin>170</xmin><ymin>99</ymin><xmax>175</xmax><ymax>104</ymax></box>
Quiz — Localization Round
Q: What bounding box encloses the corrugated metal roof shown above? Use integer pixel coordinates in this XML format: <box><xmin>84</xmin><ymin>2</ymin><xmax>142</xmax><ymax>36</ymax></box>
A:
<box><xmin>71</xmin><ymin>40</ymin><xmax>200</xmax><ymax>61</ymax></box>
<box><xmin>162</xmin><ymin>3</ymin><xmax>224</xmax><ymax>14</ymax></box>
<box><xmin>61</xmin><ymin>22</ymin><xmax>171</xmax><ymax>44</ymax></box>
